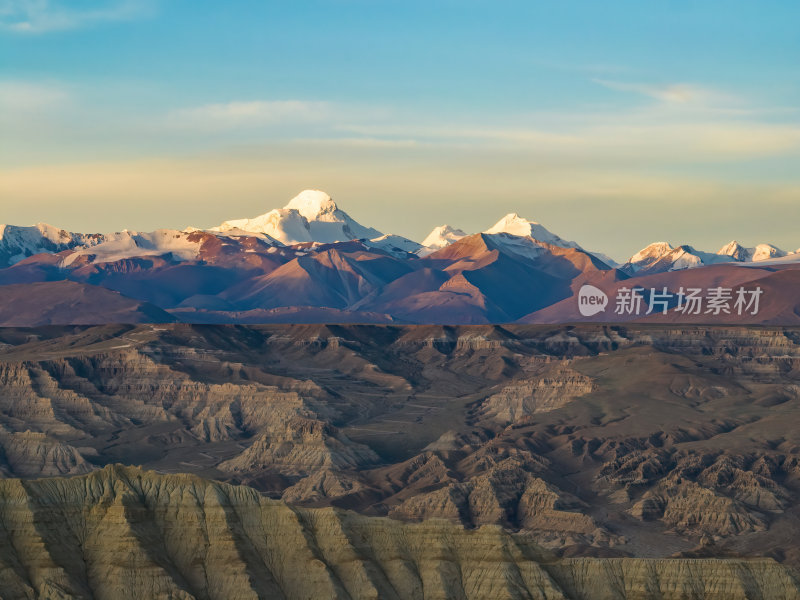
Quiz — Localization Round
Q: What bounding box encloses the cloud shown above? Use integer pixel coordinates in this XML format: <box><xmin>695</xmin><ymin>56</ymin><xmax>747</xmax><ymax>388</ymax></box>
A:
<box><xmin>530</xmin><ymin>58</ymin><xmax>632</xmax><ymax>77</ymax></box>
<box><xmin>592</xmin><ymin>79</ymin><xmax>737</xmax><ymax>107</ymax></box>
<box><xmin>0</xmin><ymin>80</ymin><xmax>69</xmax><ymax>109</ymax></box>
<box><xmin>341</xmin><ymin>119</ymin><xmax>800</xmax><ymax>162</ymax></box>
<box><xmin>168</xmin><ymin>100</ymin><xmax>334</xmax><ymax>131</ymax></box>
<box><xmin>3</xmin><ymin>80</ymin><xmax>800</xmax><ymax>182</ymax></box>
<box><xmin>301</xmin><ymin>137</ymin><xmax>420</xmax><ymax>149</ymax></box>
<box><xmin>0</xmin><ymin>0</ymin><xmax>154</xmax><ymax>33</ymax></box>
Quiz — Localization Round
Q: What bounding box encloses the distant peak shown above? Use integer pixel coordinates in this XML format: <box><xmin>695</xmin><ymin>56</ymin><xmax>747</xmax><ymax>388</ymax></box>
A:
<box><xmin>485</xmin><ymin>213</ymin><xmax>552</xmax><ymax>236</ymax></box>
<box><xmin>493</xmin><ymin>213</ymin><xmax>541</xmax><ymax>227</ymax></box>
<box><xmin>284</xmin><ymin>190</ymin><xmax>337</xmax><ymax>220</ymax></box>
<box><xmin>483</xmin><ymin>212</ymin><xmax>580</xmax><ymax>249</ymax></box>
<box><xmin>421</xmin><ymin>224</ymin><xmax>468</xmax><ymax>250</ymax></box>
<box><xmin>431</xmin><ymin>225</ymin><xmax>466</xmax><ymax>235</ymax></box>
<box><xmin>752</xmin><ymin>243</ymin><xmax>786</xmax><ymax>261</ymax></box>
<box><xmin>716</xmin><ymin>241</ymin><xmax>786</xmax><ymax>262</ymax></box>
<box><xmin>643</xmin><ymin>241</ymin><xmax>674</xmax><ymax>252</ymax></box>
<box><xmin>718</xmin><ymin>240</ymin><xmax>743</xmax><ymax>253</ymax></box>
<box><xmin>717</xmin><ymin>240</ymin><xmax>749</xmax><ymax>261</ymax></box>
<box><xmin>628</xmin><ymin>242</ymin><xmax>674</xmax><ymax>263</ymax></box>
<box><xmin>211</xmin><ymin>189</ymin><xmax>380</xmax><ymax>245</ymax></box>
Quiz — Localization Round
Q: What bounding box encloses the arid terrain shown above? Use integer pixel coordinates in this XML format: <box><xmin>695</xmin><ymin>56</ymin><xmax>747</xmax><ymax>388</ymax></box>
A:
<box><xmin>1</xmin><ymin>323</ymin><xmax>800</xmax><ymax>597</ymax></box>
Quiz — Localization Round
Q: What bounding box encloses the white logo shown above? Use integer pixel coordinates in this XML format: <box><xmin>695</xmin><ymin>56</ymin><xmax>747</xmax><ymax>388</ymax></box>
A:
<box><xmin>578</xmin><ymin>284</ymin><xmax>608</xmax><ymax>316</ymax></box>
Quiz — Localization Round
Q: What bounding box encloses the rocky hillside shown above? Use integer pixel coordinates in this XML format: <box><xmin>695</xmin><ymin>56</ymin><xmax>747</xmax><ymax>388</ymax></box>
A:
<box><xmin>0</xmin><ymin>465</ymin><xmax>797</xmax><ymax>600</ymax></box>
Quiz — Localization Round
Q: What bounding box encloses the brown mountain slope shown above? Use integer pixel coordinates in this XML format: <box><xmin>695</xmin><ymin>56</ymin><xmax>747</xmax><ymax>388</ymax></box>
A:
<box><xmin>0</xmin><ymin>281</ymin><xmax>177</xmax><ymax>326</ymax></box>
<box><xmin>223</xmin><ymin>247</ymin><xmax>414</xmax><ymax>311</ymax></box>
<box><xmin>353</xmin><ymin>234</ymin><xmax>622</xmax><ymax>323</ymax></box>
<box><xmin>0</xmin><ymin>234</ymin><xmax>629</xmax><ymax>324</ymax></box>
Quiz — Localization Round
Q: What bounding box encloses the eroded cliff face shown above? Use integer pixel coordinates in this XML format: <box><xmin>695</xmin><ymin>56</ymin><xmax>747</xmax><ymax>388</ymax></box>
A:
<box><xmin>218</xmin><ymin>415</ymin><xmax>380</xmax><ymax>476</ymax></box>
<box><xmin>479</xmin><ymin>363</ymin><xmax>595</xmax><ymax>425</ymax></box>
<box><xmin>0</xmin><ymin>465</ymin><xmax>797</xmax><ymax>600</ymax></box>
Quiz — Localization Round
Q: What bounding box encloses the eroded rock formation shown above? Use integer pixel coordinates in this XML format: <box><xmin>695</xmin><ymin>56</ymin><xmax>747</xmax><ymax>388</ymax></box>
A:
<box><xmin>0</xmin><ymin>465</ymin><xmax>797</xmax><ymax>600</ymax></box>
<box><xmin>1</xmin><ymin>324</ymin><xmax>800</xmax><ymax>570</ymax></box>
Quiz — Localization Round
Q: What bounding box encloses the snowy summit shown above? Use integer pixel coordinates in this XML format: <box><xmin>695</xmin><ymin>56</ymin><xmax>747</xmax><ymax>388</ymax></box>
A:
<box><xmin>484</xmin><ymin>213</ymin><xmax>581</xmax><ymax>250</ymax></box>
<box><xmin>211</xmin><ymin>190</ymin><xmax>382</xmax><ymax>245</ymax></box>
<box><xmin>421</xmin><ymin>225</ymin><xmax>467</xmax><ymax>250</ymax></box>
<box><xmin>717</xmin><ymin>240</ymin><xmax>787</xmax><ymax>262</ymax></box>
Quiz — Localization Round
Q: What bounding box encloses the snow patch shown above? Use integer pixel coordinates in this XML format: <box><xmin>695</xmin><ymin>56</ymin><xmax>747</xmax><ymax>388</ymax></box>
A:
<box><xmin>0</xmin><ymin>223</ymin><xmax>104</xmax><ymax>267</ymax></box>
<box><xmin>61</xmin><ymin>230</ymin><xmax>202</xmax><ymax>266</ymax></box>
<box><xmin>485</xmin><ymin>233</ymin><xmax>548</xmax><ymax>262</ymax></box>
<box><xmin>365</xmin><ymin>234</ymin><xmax>423</xmax><ymax>257</ymax></box>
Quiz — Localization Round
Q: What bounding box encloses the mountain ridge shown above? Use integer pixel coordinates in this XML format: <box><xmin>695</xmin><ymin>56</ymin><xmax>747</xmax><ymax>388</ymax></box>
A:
<box><xmin>5</xmin><ymin>189</ymin><xmax>797</xmax><ymax>270</ymax></box>
<box><xmin>2</xmin><ymin>190</ymin><xmax>800</xmax><ymax>325</ymax></box>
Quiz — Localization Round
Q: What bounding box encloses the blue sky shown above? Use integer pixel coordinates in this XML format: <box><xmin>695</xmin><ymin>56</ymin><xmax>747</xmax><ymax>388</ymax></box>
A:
<box><xmin>1</xmin><ymin>0</ymin><xmax>799</xmax><ymax>259</ymax></box>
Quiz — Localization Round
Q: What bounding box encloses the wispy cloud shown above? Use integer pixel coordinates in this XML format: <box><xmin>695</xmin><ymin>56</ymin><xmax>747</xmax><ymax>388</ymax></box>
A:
<box><xmin>4</xmin><ymin>78</ymin><xmax>800</xmax><ymax>181</ymax></box>
<box><xmin>168</xmin><ymin>100</ymin><xmax>334</xmax><ymax>131</ymax></box>
<box><xmin>0</xmin><ymin>80</ymin><xmax>70</xmax><ymax>109</ymax></box>
<box><xmin>341</xmin><ymin>119</ymin><xmax>800</xmax><ymax>162</ymax></box>
<box><xmin>0</xmin><ymin>0</ymin><xmax>155</xmax><ymax>33</ymax></box>
<box><xmin>592</xmin><ymin>79</ymin><xmax>737</xmax><ymax>107</ymax></box>
<box><xmin>531</xmin><ymin>59</ymin><xmax>633</xmax><ymax>77</ymax></box>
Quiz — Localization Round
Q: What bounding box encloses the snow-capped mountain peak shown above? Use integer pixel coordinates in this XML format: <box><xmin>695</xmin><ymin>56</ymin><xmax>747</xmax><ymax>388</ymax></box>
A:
<box><xmin>625</xmin><ymin>238</ymin><xmax>798</xmax><ymax>275</ymax></box>
<box><xmin>60</xmin><ymin>230</ymin><xmax>202</xmax><ymax>267</ymax></box>
<box><xmin>284</xmin><ymin>189</ymin><xmax>338</xmax><ymax>220</ymax></box>
<box><xmin>717</xmin><ymin>240</ymin><xmax>749</xmax><ymax>261</ymax></box>
<box><xmin>485</xmin><ymin>213</ymin><xmax>534</xmax><ymax>236</ymax></box>
<box><xmin>0</xmin><ymin>223</ymin><xmax>104</xmax><ymax>268</ymax></box>
<box><xmin>484</xmin><ymin>213</ymin><xmax>581</xmax><ymax>249</ymax></box>
<box><xmin>213</xmin><ymin>208</ymin><xmax>312</xmax><ymax>244</ymax></box>
<box><xmin>752</xmin><ymin>243</ymin><xmax>786</xmax><ymax>262</ymax></box>
<box><xmin>210</xmin><ymin>190</ymin><xmax>382</xmax><ymax>245</ymax></box>
<box><xmin>421</xmin><ymin>225</ymin><xmax>467</xmax><ymax>250</ymax></box>
<box><xmin>0</xmin><ymin>223</ymin><xmax>67</xmax><ymax>245</ymax></box>
<box><xmin>623</xmin><ymin>242</ymin><xmax>716</xmax><ymax>275</ymax></box>
<box><xmin>717</xmin><ymin>240</ymin><xmax>787</xmax><ymax>262</ymax></box>
<box><xmin>629</xmin><ymin>242</ymin><xmax>674</xmax><ymax>264</ymax></box>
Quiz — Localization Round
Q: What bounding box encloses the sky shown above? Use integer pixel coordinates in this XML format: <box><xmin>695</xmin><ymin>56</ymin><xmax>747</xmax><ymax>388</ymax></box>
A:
<box><xmin>1</xmin><ymin>0</ymin><xmax>799</xmax><ymax>261</ymax></box>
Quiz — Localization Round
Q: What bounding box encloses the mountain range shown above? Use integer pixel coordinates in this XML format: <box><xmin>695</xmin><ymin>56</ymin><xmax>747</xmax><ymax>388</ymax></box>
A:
<box><xmin>2</xmin><ymin>189</ymin><xmax>800</xmax><ymax>325</ymax></box>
